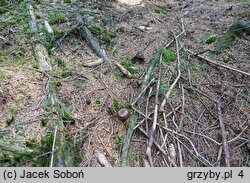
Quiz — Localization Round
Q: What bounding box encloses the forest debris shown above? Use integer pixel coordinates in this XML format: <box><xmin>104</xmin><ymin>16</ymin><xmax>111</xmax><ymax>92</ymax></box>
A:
<box><xmin>114</xmin><ymin>63</ymin><xmax>133</xmax><ymax>78</ymax></box>
<box><xmin>217</xmin><ymin>102</ymin><xmax>230</xmax><ymax>167</ymax></box>
<box><xmin>0</xmin><ymin>139</ymin><xmax>35</xmax><ymax>155</ymax></box>
<box><xmin>0</xmin><ymin>92</ymin><xmax>6</xmax><ymax>105</ymax></box>
<box><xmin>27</xmin><ymin>1</ymin><xmax>37</xmax><ymax>32</ymax></box>
<box><xmin>80</xmin><ymin>26</ymin><xmax>111</xmax><ymax>65</ymax></box>
<box><xmin>146</xmin><ymin>55</ymin><xmax>162</xmax><ymax>166</ymax></box>
<box><xmin>83</xmin><ymin>58</ymin><xmax>104</xmax><ymax>67</ymax></box>
<box><xmin>236</xmin><ymin>20</ymin><xmax>250</xmax><ymax>35</ymax></box>
<box><xmin>135</xmin><ymin>25</ymin><xmax>152</xmax><ymax>31</ymax></box>
<box><xmin>118</xmin><ymin>0</ymin><xmax>142</xmax><ymax>6</ymax></box>
<box><xmin>120</xmin><ymin>113</ymin><xmax>138</xmax><ymax>167</ymax></box>
<box><xmin>185</xmin><ymin>49</ymin><xmax>250</xmax><ymax>77</ymax></box>
<box><xmin>95</xmin><ymin>150</ymin><xmax>112</xmax><ymax>167</ymax></box>
<box><xmin>50</xmin><ymin>126</ymin><xmax>58</xmax><ymax>167</ymax></box>
<box><xmin>131</xmin><ymin>78</ymin><xmax>155</xmax><ymax>106</ymax></box>
<box><xmin>168</xmin><ymin>143</ymin><xmax>176</xmax><ymax>164</ymax></box>
<box><xmin>26</xmin><ymin>1</ymin><xmax>52</xmax><ymax>72</ymax></box>
<box><xmin>215</xmin><ymin>20</ymin><xmax>250</xmax><ymax>52</ymax></box>
<box><xmin>34</xmin><ymin>43</ymin><xmax>52</xmax><ymax>71</ymax></box>
<box><xmin>44</xmin><ymin>20</ymin><xmax>53</xmax><ymax>34</ymax></box>
<box><xmin>160</xmin><ymin>34</ymin><xmax>181</xmax><ymax>111</ymax></box>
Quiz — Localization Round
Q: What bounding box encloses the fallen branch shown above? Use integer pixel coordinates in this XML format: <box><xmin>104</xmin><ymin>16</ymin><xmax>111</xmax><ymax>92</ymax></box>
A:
<box><xmin>95</xmin><ymin>150</ymin><xmax>112</xmax><ymax>167</ymax></box>
<box><xmin>185</xmin><ymin>49</ymin><xmax>250</xmax><ymax>77</ymax></box>
<box><xmin>114</xmin><ymin>62</ymin><xmax>133</xmax><ymax>79</ymax></box>
<box><xmin>83</xmin><ymin>58</ymin><xmax>104</xmax><ymax>67</ymax></box>
<box><xmin>217</xmin><ymin>102</ymin><xmax>230</xmax><ymax>167</ymax></box>
<box><xmin>79</xmin><ymin>26</ymin><xmax>111</xmax><ymax>66</ymax></box>
<box><xmin>131</xmin><ymin>78</ymin><xmax>156</xmax><ymax>106</ymax></box>
<box><xmin>146</xmin><ymin>55</ymin><xmax>162</xmax><ymax>166</ymax></box>
<box><xmin>50</xmin><ymin>126</ymin><xmax>58</xmax><ymax>167</ymax></box>
<box><xmin>120</xmin><ymin>113</ymin><xmax>138</xmax><ymax>167</ymax></box>
<box><xmin>27</xmin><ymin>1</ymin><xmax>38</xmax><ymax>32</ymax></box>
<box><xmin>120</xmin><ymin>50</ymin><xmax>161</xmax><ymax>167</ymax></box>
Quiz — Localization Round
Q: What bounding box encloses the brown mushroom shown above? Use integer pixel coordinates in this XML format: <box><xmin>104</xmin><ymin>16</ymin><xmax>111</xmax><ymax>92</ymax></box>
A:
<box><xmin>117</xmin><ymin>108</ymin><xmax>131</xmax><ymax>122</ymax></box>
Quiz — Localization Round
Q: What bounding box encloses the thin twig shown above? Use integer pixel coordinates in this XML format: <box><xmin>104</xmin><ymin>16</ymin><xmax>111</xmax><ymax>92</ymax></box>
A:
<box><xmin>178</xmin><ymin>85</ymin><xmax>185</xmax><ymax>132</ymax></box>
<box><xmin>50</xmin><ymin>126</ymin><xmax>58</xmax><ymax>167</ymax></box>
<box><xmin>160</xmin><ymin>126</ymin><xmax>213</xmax><ymax>166</ymax></box>
<box><xmin>131</xmin><ymin>78</ymin><xmax>156</xmax><ymax>106</ymax></box>
<box><xmin>160</xmin><ymin>34</ymin><xmax>181</xmax><ymax>111</ymax></box>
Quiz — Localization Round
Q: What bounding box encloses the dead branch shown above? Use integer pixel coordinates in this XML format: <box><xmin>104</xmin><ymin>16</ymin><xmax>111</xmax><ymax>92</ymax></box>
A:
<box><xmin>185</xmin><ymin>49</ymin><xmax>250</xmax><ymax>77</ymax></box>
<box><xmin>83</xmin><ymin>58</ymin><xmax>104</xmax><ymax>67</ymax></box>
<box><xmin>178</xmin><ymin>85</ymin><xmax>185</xmax><ymax>132</ymax></box>
<box><xmin>27</xmin><ymin>1</ymin><xmax>38</xmax><ymax>32</ymax></box>
<box><xmin>160</xmin><ymin>126</ymin><xmax>213</xmax><ymax>166</ymax></box>
<box><xmin>131</xmin><ymin>78</ymin><xmax>156</xmax><ymax>106</ymax></box>
<box><xmin>79</xmin><ymin>26</ymin><xmax>111</xmax><ymax>66</ymax></box>
<box><xmin>146</xmin><ymin>55</ymin><xmax>162</xmax><ymax>166</ymax></box>
<box><xmin>120</xmin><ymin>113</ymin><xmax>138</xmax><ymax>167</ymax></box>
<box><xmin>50</xmin><ymin>126</ymin><xmax>58</xmax><ymax>167</ymax></box>
<box><xmin>44</xmin><ymin>20</ymin><xmax>53</xmax><ymax>34</ymax></box>
<box><xmin>95</xmin><ymin>150</ymin><xmax>112</xmax><ymax>167</ymax></box>
<box><xmin>217</xmin><ymin>102</ymin><xmax>230</xmax><ymax>167</ymax></box>
<box><xmin>114</xmin><ymin>62</ymin><xmax>133</xmax><ymax>79</ymax></box>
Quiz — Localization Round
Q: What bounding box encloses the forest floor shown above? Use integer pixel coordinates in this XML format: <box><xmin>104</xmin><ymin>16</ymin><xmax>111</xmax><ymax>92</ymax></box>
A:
<box><xmin>0</xmin><ymin>0</ymin><xmax>249</xmax><ymax>167</ymax></box>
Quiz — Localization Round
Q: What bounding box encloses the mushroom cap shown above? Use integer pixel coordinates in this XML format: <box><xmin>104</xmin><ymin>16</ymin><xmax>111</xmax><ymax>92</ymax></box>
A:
<box><xmin>117</xmin><ymin>108</ymin><xmax>130</xmax><ymax>122</ymax></box>
<box><xmin>86</xmin><ymin>98</ymin><xmax>91</xmax><ymax>105</ymax></box>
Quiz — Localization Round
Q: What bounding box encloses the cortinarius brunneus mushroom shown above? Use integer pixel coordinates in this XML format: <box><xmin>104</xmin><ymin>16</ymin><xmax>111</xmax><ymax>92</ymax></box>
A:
<box><xmin>117</xmin><ymin>108</ymin><xmax>130</xmax><ymax>122</ymax></box>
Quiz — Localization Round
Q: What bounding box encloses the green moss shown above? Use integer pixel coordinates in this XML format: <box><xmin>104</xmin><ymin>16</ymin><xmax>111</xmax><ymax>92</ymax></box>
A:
<box><xmin>61</xmin><ymin>69</ymin><xmax>73</xmax><ymax>78</ymax></box>
<box><xmin>214</xmin><ymin>31</ymin><xmax>236</xmax><ymax>53</ymax></box>
<box><xmin>121</xmin><ymin>60</ymin><xmax>139</xmax><ymax>75</ymax></box>
<box><xmin>48</xmin><ymin>12</ymin><xmax>66</xmax><ymax>25</ymax></box>
<box><xmin>0</xmin><ymin>0</ymin><xmax>8</xmax><ymax>14</ymax></box>
<box><xmin>103</xmin><ymin>28</ymin><xmax>112</xmax><ymax>45</ymax></box>
<box><xmin>5</xmin><ymin>105</ymin><xmax>19</xmax><ymax>126</ymax></box>
<box><xmin>25</xmin><ymin>138</ymin><xmax>37</xmax><ymax>149</ymax></box>
<box><xmin>61</xmin><ymin>138</ymin><xmax>83</xmax><ymax>166</ymax></box>
<box><xmin>91</xmin><ymin>23</ymin><xmax>102</xmax><ymax>31</ymax></box>
<box><xmin>110</xmin><ymin>156</ymin><xmax>117</xmax><ymax>166</ymax></box>
<box><xmin>63</xmin><ymin>0</ymin><xmax>72</xmax><ymax>3</ymax></box>
<box><xmin>33</xmin><ymin>0</ymin><xmax>41</xmax><ymax>4</ymax></box>
<box><xmin>162</xmin><ymin>49</ymin><xmax>176</xmax><ymax>62</ymax></box>
<box><xmin>0</xmin><ymin>71</ymin><xmax>10</xmax><ymax>79</ymax></box>
<box><xmin>19</xmin><ymin>0</ymin><xmax>28</xmax><ymax>13</ymax></box>
<box><xmin>53</xmin><ymin>28</ymin><xmax>64</xmax><ymax>39</ymax></box>
<box><xmin>154</xmin><ymin>7</ymin><xmax>168</xmax><ymax>15</ymax></box>
<box><xmin>52</xmin><ymin>57</ymin><xmax>65</xmax><ymax>67</ymax></box>
<box><xmin>31</xmin><ymin>132</ymin><xmax>53</xmax><ymax>167</ymax></box>
<box><xmin>41</xmin><ymin>118</ymin><xmax>49</xmax><ymax>127</ymax></box>
<box><xmin>95</xmin><ymin>98</ymin><xmax>101</xmax><ymax>105</ymax></box>
<box><xmin>113</xmin><ymin>135</ymin><xmax>123</xmax><ymax>151</ymax></box>
<box><xmin>113</xmin><ymin>68</ymin><xmax>124</xmax><ymax>82</ymax></box>
<box><xmin>205</xmin><ymin>35</ymin><xmax>216</xmax><ymax>44</ymax></box>
<box><xmin>107</xmin><ymin>99</ymin><xmax>131</xmax><ymax>116</ymax></box>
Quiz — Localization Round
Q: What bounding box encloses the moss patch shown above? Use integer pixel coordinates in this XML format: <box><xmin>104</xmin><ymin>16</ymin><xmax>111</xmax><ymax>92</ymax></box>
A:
<box><xmin>48</xmin><ymin>12</ymin><xmax>66</xmax><ymax>25</ymax></box>
<box><xmin>214</xmin><ymin>31</ymin><xmax>236</xmax><ymax>53</ymax></box>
